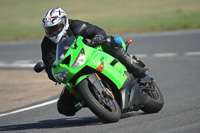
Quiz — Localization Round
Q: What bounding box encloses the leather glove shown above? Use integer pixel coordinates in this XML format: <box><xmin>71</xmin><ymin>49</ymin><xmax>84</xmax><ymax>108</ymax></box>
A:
<box><xmin>91</xmin><ymin>35</ymin><xmax>105</xmax><ymax>47</ymax></box>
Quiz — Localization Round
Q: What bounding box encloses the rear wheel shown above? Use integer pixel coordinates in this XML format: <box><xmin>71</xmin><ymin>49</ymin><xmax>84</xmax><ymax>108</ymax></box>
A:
<box><xmin>76</xmin><ymin>79</ymin><xmax>121</xmax><ymax>123</ymax></box>
<box><xmin>141</xmin><ymin>82</ymin><xmax>164</xmax><ymax>113</ymax></box>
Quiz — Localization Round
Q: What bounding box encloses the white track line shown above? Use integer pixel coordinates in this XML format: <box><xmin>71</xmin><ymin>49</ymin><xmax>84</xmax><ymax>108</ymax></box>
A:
<box><xmin>0</xmin><ymin>99</ymin><xmax>58</xmax><ymax>117</ymax></box>
<box><xmin>0</xmin><ymin>62</ymin><xmax>35</xmax><ymax>68</ymax></box>
<box><xmin>13</xmin><ymin>60</ymin><xmax>33</xmax><ymax>64</ymax></box>
<box><xmin>184</xmin><ymin>52</ymin><xmax>200</xmax><ymax>56</ymax></box>
<box><xmin>153</xmin><ymin>53</ymin><xmax>178</xmax><ymax>57</ymax></box>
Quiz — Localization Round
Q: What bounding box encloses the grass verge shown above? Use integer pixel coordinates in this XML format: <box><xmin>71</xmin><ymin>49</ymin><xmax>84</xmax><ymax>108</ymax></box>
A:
<box><xmin>0</xmin><ymin>0</ymin><xmax>200</xmax><ymax>41</ymax></box>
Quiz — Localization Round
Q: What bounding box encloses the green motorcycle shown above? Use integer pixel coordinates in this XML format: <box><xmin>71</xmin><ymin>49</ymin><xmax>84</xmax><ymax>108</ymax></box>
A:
<box><xmin>34</xmin><ymin>24</ymin><xmax>164</xmax><ymax>123</ymax></box>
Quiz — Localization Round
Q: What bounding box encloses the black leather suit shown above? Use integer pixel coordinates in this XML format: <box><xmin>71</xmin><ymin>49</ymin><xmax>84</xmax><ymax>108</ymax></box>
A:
<box><xmin>41</xmin><ymin>19</ymin><xmax>107</xmax><ymax>116</ymax></box>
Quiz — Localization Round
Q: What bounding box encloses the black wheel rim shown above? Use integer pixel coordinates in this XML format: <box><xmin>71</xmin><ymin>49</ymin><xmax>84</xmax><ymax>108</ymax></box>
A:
<box><xmin>90</xmin><ymin>83</ymin><xmax>117</xmax><ymax>112</ymax></box>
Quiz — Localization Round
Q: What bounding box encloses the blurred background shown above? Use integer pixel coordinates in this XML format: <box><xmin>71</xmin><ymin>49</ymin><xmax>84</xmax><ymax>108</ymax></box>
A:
<box><xmin>1</xmin><ymin>1</ymin><xmax>200</xmax><ymax>132</ymax></box>
<box><xmin>0</xmin><ymin>0</ymin><xmax>200</xmax><ymax>41</ymax></box>
<box><xmin>0</xmin><ymin>0</ymin><xmax>200</xmax><ymax>113</ymax></box>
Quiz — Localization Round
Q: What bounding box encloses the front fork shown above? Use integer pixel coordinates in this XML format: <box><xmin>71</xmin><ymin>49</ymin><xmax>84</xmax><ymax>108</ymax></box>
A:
<box><xmin>87</xmin><ymin>73</ymin><xmax>114</xmax><ymax>100</ymax></box>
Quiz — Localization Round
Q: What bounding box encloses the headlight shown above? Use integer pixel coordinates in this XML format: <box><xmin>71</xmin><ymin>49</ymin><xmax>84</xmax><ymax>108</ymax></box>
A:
<box><xmin>71</xmin><ymin>49</ymin><xmax>86</xmax><ymax>68</ymax></box>
<box><xmin>54</xmin><ymin>71</ymin><xmax>68</xmax><ymax>82</ymax></box>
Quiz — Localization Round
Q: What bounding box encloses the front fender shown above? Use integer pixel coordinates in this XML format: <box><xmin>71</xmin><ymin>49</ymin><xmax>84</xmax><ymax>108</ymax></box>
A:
<box><xmin>75</xmin><ymin>73</ymin><xmax>104</xmax><ymax>94</ymax></box>
<box><xmin>75</xmin><ymin>74</ymin><xmax>89</xmax><ymax>87</ymax></box>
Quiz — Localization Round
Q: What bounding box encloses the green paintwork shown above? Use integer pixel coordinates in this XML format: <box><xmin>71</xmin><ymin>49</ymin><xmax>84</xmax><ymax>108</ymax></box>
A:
<box><xmin>52</xmin><ymin>36</ymin><xmax>128</xmax><ymax>93</ymax></box>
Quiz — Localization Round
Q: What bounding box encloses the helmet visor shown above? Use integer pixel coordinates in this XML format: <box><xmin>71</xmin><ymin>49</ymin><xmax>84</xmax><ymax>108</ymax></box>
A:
<box><xmin>44</xmin><ymin>23</ymin><xmax>64</xmax><ymax>37</ymax></box>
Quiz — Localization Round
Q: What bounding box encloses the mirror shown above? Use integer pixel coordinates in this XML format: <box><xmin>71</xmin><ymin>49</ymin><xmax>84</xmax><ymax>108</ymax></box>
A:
<box><xmin>34</xmin><ymin>62</ymin><xmax>45</xmax><ymax>73</ymax></box>
<box><xmin>74</xmin><ymin>23</ymin><xmax>88</xmax><ymax>36</ymax></box>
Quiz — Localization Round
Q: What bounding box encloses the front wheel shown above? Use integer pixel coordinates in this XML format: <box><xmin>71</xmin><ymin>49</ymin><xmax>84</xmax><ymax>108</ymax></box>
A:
<box><xmin>76</xmin><ymin>79</ymin><xmax>121</xmax><ymax>123</ymax></box>
<box><xmin>141</xmin><ymin>82</ymin><xmax>164</xmax><ymax>113</ymax></box>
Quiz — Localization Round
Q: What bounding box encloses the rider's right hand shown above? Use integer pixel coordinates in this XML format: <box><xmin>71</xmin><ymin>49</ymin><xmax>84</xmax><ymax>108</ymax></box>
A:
<box><xmin>91</xmin><ymin>34</ymin><xmax>106</xmax><ymax>47</ymax></box>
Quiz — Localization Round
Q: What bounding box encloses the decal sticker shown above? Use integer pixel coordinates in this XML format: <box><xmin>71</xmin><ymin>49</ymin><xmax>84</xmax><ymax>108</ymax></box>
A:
<box><xmin>60</xmin><ymin>54</ymin><xmax>64</xmax><ymax>59</ymax></box>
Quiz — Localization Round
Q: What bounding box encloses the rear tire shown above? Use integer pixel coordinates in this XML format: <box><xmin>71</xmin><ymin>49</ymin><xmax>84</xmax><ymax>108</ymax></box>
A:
<box><xmin>141</xmin><ymin>82</ymin><xmax>164</xmax><ymax>113</ymax></box>
<box><xmin>76</xmin><ymin>79</ymin><xmax>121</xmax><ymax>123</ymax></box>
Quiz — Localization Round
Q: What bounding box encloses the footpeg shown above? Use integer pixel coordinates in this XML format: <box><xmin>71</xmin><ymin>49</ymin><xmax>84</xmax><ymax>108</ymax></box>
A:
<box><xmin>132</xmin><ymin>55</ymin><xmax>146</xmax><ymax>68</ymax></box>
<box><xmin>75</xmin><ymin>102</ymin><xmax>83</xmax><ymax>111</ymax></box>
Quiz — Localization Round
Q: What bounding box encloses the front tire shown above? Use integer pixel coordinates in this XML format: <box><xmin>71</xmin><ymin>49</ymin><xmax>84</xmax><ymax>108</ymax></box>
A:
<box><xmin>76</xmin><ymin>79</ymin><xmax>121</xmax><ymax>123</ymax></box>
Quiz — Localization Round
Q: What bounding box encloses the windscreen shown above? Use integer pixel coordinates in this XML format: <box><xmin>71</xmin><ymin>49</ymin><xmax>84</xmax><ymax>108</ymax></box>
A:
<box><xmin>56</xmin><ymin>37</ymin><xmax>76</xmax><ymax>60</ymax></box>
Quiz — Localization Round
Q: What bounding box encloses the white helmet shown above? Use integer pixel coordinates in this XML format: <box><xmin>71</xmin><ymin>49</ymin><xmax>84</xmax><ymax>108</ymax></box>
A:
<box><xmin>42</xmin><ymin>7</ymin><xmax>69</xmax><ymax>44</ymax></box>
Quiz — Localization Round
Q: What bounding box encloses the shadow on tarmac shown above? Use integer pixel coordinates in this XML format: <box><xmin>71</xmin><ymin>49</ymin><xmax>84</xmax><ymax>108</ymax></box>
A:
<box><xmin>0</xmin><ymin>112</ymin><xmax>145</xmax><ymax>131</ymax></box>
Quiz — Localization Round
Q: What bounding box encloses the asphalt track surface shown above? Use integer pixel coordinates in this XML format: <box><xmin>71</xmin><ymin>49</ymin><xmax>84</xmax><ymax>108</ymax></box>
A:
<box><xmin>0</xmin><ymin>29</ymin><xmax>200</xmax><ymax>133</ymax></box>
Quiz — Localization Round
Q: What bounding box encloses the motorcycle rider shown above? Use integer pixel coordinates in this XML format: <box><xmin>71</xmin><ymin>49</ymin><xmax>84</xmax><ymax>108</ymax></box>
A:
<box><xmin>41</xmin><ymin>7</ymin><xmax>148</xmax><ymax>116</ymax></box>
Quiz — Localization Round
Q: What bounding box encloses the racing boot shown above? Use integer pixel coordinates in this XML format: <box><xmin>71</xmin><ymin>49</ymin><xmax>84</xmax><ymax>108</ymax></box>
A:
<box><xmin>117</xmin><ymin>49</ymin><xmax>149</xmax><ymax>78</ymax></box>
<box><xmin>104</xmin><ymin>36</ymin><xmax>149</xmax><ymax>78</ymax></box>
